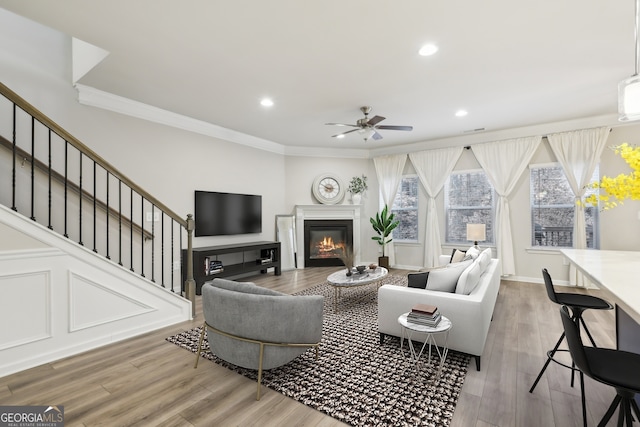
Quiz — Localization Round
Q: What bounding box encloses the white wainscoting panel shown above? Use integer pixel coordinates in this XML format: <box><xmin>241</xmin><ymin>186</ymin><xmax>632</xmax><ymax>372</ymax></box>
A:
<box><xmin>68</xmin><ymin>271</ymin><xmax>154</xmax><ymax>332</ymax></box>
<box><xmin>0</xmin><ymin>206</ymin><xmax>191</xmax><ymax>377</ymax></box>
<box><xmin>0</xmin><ymin>270</ymin><xmax>51</xmax><ymax>350</ymax></box>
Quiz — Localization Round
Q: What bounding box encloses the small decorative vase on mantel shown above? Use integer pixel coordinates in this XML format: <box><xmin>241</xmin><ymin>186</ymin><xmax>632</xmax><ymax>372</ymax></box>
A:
<box><xmin>347</xmin><ymin>175</ymin><xmax>367</xmax><ymax>205</ymax></box>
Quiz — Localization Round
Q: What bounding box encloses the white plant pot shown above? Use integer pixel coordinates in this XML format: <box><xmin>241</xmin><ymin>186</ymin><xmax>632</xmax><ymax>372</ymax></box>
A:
<box><xmin>351</xmin><ymin>193</ymin><xmax>362</xmax><ymax>204</ymax></box>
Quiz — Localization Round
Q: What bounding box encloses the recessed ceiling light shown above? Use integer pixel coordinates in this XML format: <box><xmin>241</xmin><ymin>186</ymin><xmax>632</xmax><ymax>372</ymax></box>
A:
<box><xmin>336</xmin><ymin>134</ymin><xmax>345</xmax><ymax>139</ymax></box>
<box><xmin>455</xmin><ymin>109</ymin><xmax>468</xmax><ymax>117</ymax></box>
<box><xmin>260</xmin><ymin>98</ymin><xmax>274</xmax><ymax>107</ymax></box>
<box><xmin>418</xmin><ymin>43</ymin><xmax>438</xmax><ymax>56</ymax></box>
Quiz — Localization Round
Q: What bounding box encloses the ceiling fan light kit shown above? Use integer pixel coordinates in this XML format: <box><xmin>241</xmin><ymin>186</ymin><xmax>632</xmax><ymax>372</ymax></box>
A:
<box><xmin>358</xmin><ymin>128</ymin><xmax>377</xmax><ymax>141</ymax></box>
<box><xmin>326</xmin><ymin>106</ymin><xmax>413</xmax><ymax>142</ymax></box>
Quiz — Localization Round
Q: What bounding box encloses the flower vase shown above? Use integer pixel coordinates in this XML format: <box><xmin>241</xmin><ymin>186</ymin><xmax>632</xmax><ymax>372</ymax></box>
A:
<box><xmin>351</xmin><ymin>193</ymin><xmax>362</xmax><ymax>204</ymax></box>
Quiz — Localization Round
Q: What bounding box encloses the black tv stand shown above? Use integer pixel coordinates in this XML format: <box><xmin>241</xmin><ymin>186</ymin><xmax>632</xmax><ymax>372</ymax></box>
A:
<box><xmin>183</xmin><ymin>241</ymin><xmax>281</xmax><ymax>294</ymax></box>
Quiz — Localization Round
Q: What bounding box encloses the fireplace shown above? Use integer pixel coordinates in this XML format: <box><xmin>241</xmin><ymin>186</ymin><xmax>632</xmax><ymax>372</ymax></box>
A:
<box><xmin>295</xmin><ymin>204</ymin><xmax>361</xmax><ymax>269</ymax></box>
<box><xmin>304</xmin><ymin>220</ymin><xmax>353</xmax><ymax>267</ymax></box>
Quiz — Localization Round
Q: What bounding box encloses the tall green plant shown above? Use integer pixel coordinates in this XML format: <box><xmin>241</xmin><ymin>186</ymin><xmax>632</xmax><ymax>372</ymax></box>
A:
<box><xmin>370</xmin><ymin>205</ymin><xmax>399</xmax><ymax>257</ymax></box>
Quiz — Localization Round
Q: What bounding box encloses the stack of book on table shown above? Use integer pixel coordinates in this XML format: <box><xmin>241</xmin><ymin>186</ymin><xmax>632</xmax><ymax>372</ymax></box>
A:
<box><xmin>407</xmin><ymin>303</ymin><xmax>441</xmax><ymax>327</ymax></box>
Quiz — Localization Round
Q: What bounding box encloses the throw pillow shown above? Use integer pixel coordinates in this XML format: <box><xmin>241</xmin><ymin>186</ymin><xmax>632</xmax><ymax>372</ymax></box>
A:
<box><xmin>477</xmin><ymin>248</ymin><xmax>492</xmax><ymax>273</ymax></box>
<box><xmin>455</xmin><ymin>260</ymin><xmax>482</xmax><ymax>295</ymax></box>
<box><xmin>426</xmin><ymin>260</ymin><xmax>472</xmax><ymax>293</ymax></box>
<box><xmin>464</xmin><ymin>246</ymin><xmax>480</xmax><ymax>260</ymax></box>
<box><xmin>450</xmin><ymin>248</ymin><xmax>467</xmax><ymax>263</ymax></box>
<box><xmin>407</xmin><ymin>271</ymin><xmax>429</xmax><ymax>289</ymax></box>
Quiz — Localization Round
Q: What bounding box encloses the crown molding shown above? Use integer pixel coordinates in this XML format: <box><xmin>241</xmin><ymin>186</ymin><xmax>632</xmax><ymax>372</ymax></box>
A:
<box><xmin>369</xmin><ymin>113</ymin><xmax>621</xmax><ymax>157</ymax></box>
<box><xmin>283</xmin><ymin>145</ymin><xmax>370</xmax><ymax>159</ymax></box>
<box><xmin>74</xmin><ymin>84</ymin><xmax>287</xmax><ymax>155</ymax></box>
<box><xmin>74</xmin><ymin>84</ymin><xmax>624</xmax><ymax>160</ymax></box>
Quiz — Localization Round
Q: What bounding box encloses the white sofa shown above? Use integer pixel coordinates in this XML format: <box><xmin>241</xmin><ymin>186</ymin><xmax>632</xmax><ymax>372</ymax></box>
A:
<box><xmin>378</xmin><ymin>253</ymin><xmax>501</xmax><ymax>371</ymax></box>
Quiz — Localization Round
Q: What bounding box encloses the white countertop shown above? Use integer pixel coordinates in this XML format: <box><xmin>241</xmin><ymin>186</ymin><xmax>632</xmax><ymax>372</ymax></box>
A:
<box><xmin>561</xmin><ymin>249</ymin><xmax>640</xmax><ymax>323</ymax></box>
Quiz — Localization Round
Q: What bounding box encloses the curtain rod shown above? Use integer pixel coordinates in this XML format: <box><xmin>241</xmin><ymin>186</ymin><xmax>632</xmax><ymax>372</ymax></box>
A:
<box><xmin>462</xmin><ymin>128</ymin><xmax>612</xmax><ymax>150</ymax></box>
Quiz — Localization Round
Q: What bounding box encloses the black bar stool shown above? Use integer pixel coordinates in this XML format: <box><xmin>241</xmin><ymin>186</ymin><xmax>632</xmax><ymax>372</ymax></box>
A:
<box><xmin>560</xmin><ymin>305</ymin><xmax>640</xmax><ymax>427</ymax></box>
<box><xmin>529</xmin><ymin>268</ymin><xmax>613</xmax><ymax>394</ymax></box>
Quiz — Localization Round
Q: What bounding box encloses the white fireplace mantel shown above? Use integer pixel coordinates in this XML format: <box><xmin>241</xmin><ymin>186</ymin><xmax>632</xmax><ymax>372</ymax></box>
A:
<box><xmin>295</xmin><ymin>204</ymin><xmax>361</xmax><ymax>269</ymax></box>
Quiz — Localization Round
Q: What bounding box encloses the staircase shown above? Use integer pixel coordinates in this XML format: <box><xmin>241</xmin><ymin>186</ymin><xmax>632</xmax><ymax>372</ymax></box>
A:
<box><xmin>0</xmin><ymin>82</ymin><xmax>195</xmax><ymax>377</ymax></box>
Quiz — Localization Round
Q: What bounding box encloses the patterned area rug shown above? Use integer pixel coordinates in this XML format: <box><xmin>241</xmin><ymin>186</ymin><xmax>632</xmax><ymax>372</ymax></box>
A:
<box><xmin>166</xmin><ymin>275</ymin><xmax>469</xmax><ymax>427</ymax></box>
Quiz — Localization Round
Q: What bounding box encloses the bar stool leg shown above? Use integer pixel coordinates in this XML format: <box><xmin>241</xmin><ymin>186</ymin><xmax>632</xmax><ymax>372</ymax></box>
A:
<box><xmin>579</xmin><ymin>371</ymin><xmax>587</xmax><ymax>427</ymax></box>
<box><xmin>579</xmin><ymin>316</ymin><xmax>599</xmax><ymax>347</ymax></box>
<box><xmin>631</xmin><ymin>398</ymin><xmax>640</xmax><ymax>423</ymax></box>
<box><xmin>599</xmin><ymin>395</ymin><xmax>623</xmax><ymax>426</ymax></box>
<box><xmin>529</xmin><ymin>331</ymin><xmax>566</xmax><ymax>393</ymax></box>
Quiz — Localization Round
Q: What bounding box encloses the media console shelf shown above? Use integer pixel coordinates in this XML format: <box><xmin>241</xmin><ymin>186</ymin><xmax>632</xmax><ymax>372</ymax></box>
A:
<box><xmin>183</xmin><ymin>241</ymin><xmax>281</xmax><ymax>294</ymax></box>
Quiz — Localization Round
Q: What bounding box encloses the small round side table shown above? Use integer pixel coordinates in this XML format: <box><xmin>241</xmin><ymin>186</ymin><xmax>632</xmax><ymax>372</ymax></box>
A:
<box><xmin>398</xmin><ymin>312</ymin><xmax>452</xmax><ymax>378</ymax></box>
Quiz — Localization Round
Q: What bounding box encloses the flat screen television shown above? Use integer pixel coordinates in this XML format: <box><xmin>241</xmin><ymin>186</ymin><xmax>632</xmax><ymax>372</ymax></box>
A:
<box><xmin>194</xmin><ymin>191</ymin><xmax>262</xmax><ymax>236</ymax></box>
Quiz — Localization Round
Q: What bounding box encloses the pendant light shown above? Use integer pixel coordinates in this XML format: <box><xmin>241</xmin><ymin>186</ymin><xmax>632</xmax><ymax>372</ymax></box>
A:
<box><xmin>619</xmin><ymin>0</ymin><xmax>640</xmax><ymax>121</ymax></box>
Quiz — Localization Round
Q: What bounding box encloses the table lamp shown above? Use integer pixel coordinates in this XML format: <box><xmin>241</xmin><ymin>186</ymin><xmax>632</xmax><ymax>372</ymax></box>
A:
<box><xmin>466</xmin><ymin>224</ymin><xmax>486</xmax><ymax>248</ymax></box>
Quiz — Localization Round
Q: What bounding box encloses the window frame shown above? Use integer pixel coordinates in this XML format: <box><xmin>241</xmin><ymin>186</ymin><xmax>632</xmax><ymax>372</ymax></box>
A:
<box><xmin>444</xmin><ymin>168</ymin><xmax>495</xmax><ymax>246</ymax></box>
<box><xmin>529</xmin><ymin>162</ymin><xmax>600</xmax><ymax>249</ymax></box>
<box><xmin>388</xmin><ymin>174</ymin><xmax>420</xmax><ymax>244</ymax></box>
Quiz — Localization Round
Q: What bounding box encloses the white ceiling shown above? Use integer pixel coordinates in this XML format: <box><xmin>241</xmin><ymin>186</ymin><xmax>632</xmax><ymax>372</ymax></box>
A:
<box><xmin>0</xmin><ymin>1</ymin><xmax>634</xmax><ymax>154</ymax></box>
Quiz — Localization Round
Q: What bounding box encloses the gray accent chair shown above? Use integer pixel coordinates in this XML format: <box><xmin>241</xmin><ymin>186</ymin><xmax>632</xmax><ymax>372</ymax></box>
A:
<box><xmin>195</xmin><ymin>278</ymin><xmax>324</xmax><ymax>400</ymax></box>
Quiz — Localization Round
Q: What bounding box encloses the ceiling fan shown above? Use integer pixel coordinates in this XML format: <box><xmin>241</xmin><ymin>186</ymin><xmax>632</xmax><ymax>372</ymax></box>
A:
<box><xmin>326</xmin><ymin>106</ymin><xmax>413</xmax><ymax>141</ymax></box>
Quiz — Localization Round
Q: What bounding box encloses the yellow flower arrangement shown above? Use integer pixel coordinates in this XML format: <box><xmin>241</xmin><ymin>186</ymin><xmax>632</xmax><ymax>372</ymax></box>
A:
<box><xmin>584</xmin><ymin>143</ymin><xmax>640</xmax><ymax>209</ymax></box>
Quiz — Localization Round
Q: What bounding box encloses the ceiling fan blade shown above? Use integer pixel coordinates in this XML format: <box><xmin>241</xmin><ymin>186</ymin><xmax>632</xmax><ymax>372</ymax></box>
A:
<box><xmin>331</xmin><ymin>128</ymin><xmax>360</xmax><ymax>138</ymax></box>
<box><xmin>325</xmin><ymin>122</ymin><xmax>359</xmax><ymax>127</ymax></box>
<box><xmin>367</xmin><ymin>115</ymin><xmax>386</xmax><ymax>126</ymax></box>
<box><xmin>372</xmin><ymin>131</ymin><xmax>383</xmax><ymax>141</ymax></box>
<box><xmin>376</xmin><ymin>125</ymin><xmax>413</xmax><ymax>131</ymax></box>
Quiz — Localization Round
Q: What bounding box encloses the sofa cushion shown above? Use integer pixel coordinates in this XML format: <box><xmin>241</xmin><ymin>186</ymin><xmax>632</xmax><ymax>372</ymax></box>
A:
<box><xmin>426</xmin><ymin>260</ymin><xmax>472</xmax><ymax>292</ymax></box>
<box><xmin>450</xmin><ymin>248</ymin><xmax>467</xmax><ymax>263</ymax></box>
<box><xmin>407</xmin><ymin>271</ymin><xmax>429</xmax><ymax>289</ymax></box>
<box><xmin>455</xmin><ymin>260</ymin><xmax>483</xmax><ymax>295</ymax></box>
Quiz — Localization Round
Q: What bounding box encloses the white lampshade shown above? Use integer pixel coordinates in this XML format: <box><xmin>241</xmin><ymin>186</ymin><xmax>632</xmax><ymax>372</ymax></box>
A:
<box><xmin>466</xmin><ymin>223</ymin><xmax>486</xmax><ymax>245</ymax></box>
<box><xmin>619</xmin><ymin>75</ymin><xmax>640</xmax><ymax>121</ymax></box>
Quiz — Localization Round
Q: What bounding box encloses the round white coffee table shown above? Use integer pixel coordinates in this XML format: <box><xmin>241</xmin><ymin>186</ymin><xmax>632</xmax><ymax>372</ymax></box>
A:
<box><xmin>327</xmin><ymin>266</ymin><xmax>388</xmax><ymax>313</ymax></box>
<box><xmin>398</xmin><ymin>312</ymin><xmax>452</xmax><ymax>379</ymax></box>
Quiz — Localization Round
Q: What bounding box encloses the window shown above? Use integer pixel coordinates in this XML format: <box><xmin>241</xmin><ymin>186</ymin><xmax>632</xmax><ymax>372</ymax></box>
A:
<box><xmin>530</xmin><ymin>164</ymin><xmax>599</xmax><ymax>248</ymax></box>
<box><xmin>390</xmin><ymin>175</ymin><xmax>419</xmax><ymax>242</ymax></box>
<box><xmin>445</xmin><ymin>170</ymin><xmax>495</xmax><ymax>244</ymax></box>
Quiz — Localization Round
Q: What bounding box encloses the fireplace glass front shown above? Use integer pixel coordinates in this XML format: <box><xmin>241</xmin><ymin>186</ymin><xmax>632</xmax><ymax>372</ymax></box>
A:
<box><xmin>304</xmin><ymin>220</ymin><xmax>353</xmax><ymax>267</ymax></box>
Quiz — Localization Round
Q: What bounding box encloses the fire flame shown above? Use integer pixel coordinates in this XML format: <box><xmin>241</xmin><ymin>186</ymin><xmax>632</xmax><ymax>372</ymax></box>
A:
<box><xmin>312</xmin><ymin>235</ymin><xmax>345</xmax><ymax>258</ymax></box>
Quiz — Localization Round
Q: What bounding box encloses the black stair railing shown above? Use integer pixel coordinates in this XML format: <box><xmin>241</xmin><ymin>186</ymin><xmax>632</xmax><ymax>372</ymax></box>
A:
<box><xmin>0</xmin><ymin>81</ymin><xmax>196</xmax><ymax>315</ymax></box>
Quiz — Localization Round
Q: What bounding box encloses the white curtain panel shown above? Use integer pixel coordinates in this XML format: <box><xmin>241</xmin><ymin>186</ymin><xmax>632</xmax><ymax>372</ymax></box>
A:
<box><xmin>373</xmin><ymin>154</ymin><xmax>407</xmax><ymax>266</ymax></box>
<box><xmin>472</xmin><ymin>136</ymin><xmax>542</xmax><ymax>276</ymax></box>
<box><xmin>547</xmin><ymin>127</ymin><xmax>610</xmax><ymax>249</ymax></box>
<box><xmin>409</xmin><ymin>147</ymin><xmax>463</xmax><ymax>267</ymax></box>
<box><xmin>548</xmin><ymin>126</ymin><xmax>610</xmax><ymax>286</ymax></box>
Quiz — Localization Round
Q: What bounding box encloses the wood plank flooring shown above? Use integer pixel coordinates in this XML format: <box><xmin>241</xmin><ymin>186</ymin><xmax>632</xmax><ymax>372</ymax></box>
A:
<box><xmin>0</xmin><ymin>267</ymin><xmax>621</xmax><ymax>426</ymax></box>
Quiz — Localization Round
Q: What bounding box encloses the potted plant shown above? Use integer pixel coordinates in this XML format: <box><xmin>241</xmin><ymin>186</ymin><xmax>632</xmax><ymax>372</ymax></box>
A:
<box><xmin>370</xmin><ymin>205</ymin><xmax>399</xmax><ymax>269</ymax></box>
<box><xmin>347</xmin><ymin>175</ymin><xmax>368</xmax><ymax>204</ymax></box>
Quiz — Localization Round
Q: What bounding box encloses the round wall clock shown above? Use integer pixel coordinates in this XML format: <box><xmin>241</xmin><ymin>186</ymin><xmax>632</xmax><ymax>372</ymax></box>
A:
<box><xmin>312</xmin><ymin>173</ymin><xmax>345</xmax><ymax>204</ymax></box>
